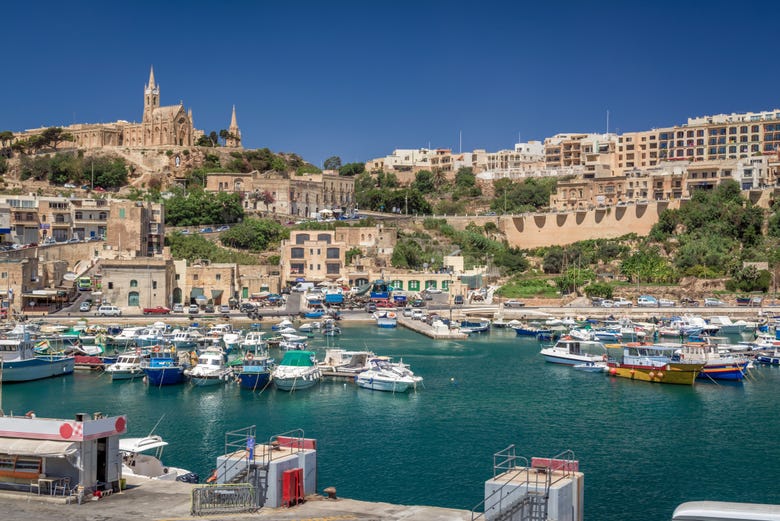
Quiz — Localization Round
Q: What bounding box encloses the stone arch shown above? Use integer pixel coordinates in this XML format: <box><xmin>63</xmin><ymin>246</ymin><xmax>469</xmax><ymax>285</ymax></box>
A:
<box><xmin>556</xmin><ymin>214</ymin><xmax>567</xmax><ymax>227</ymax></box>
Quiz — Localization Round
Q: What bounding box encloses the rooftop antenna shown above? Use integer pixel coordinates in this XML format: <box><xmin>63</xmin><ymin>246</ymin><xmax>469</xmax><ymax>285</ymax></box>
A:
<box><xmin>606</xmin><ymin>110</ymin><xmax>610</xmax><ymax>136</ymax></box>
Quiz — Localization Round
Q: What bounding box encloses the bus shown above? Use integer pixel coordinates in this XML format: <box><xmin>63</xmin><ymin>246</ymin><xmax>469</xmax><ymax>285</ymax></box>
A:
<box><xmin>76</xmin><ymin>277</ymin><xmax>92</xmax><ymax>291</ymax></box>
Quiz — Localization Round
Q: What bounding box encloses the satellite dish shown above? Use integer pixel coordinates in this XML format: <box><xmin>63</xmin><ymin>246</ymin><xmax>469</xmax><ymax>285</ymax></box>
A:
<box><xmin>63</xmin><ymin>272</ymin><xmax>77</xmax><ymax>281</ymax></box>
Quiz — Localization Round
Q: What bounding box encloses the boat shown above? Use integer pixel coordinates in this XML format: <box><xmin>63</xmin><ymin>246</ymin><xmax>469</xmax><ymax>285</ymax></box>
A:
<box><xmin>120</xmin><ymin>435</ymin><xmax>196</xmax><ymax>482</ymax></box>
<box><xmin>460</xmin><ymin>319</ymin><xmax>491</xmax><ymax>333</ymax></box>
<box><xmin>539</xmin><ymin>337</ymin><xmax>607</xmax><ymax>365</ymax></box>
<box><xmin>185</xmin><ymin>347</ymin><xmax>231</xmax><ymax>386</ymax></box>
<box><xmin>511</xmin><ymin>323</ymin><xmax>549</xmax><ymax>337</ymax></box>
<box><xmin>707</xmin><ymin>316</ymin><xmax>746</xmax><ymax>335</ymax></box>
<box><xmin>374</xmin><ymin>310</ymin><xmax>398</xmax><ymax>328</ymax></box>
<box><xmin>236</xmin><ymin>352</ymin><xmax>274</xmax><ymax>390</ymax></box>
<box><xmin>0</xmin><ymin>336</ymin><xmax>74</xmax><ymax>382</ymax></box>
<box><xmin>142</xmin><ymin>347</ymin><xmax>186</xmax><ymax>386</ymax></box>
<box><xmin>240</xmin><ymin>331</ymin><xmax>266</xmax><ymax>352</ymax></box>
<box><xmin>298</xmin><ymin>322</ymin><xmax>321</xmax><ymax>332</ymax></box>
<box><xmin>279</xmin><ymin>333</ymin><xmax>308</xmax><ymax>351</ymax></box>
<box><xmin>105</xmin><ymin>351</ymin><xmax>145</xmax><ymax>381</ymax></box>
<box><xmin>319</xmin><ymin>349</ymin><xmax>374</xmax><ymax>374</ymax></box>
<box><xmin>356</xmin><ymin>357</ymin><xmax>422</xmax><ymax>392</ymax></box>
<box><xmin>755</xmin><ymin>349</ymin><xmax>780</xmax><ymax>365</ymax></box>
<box><xmin>675</xmin><ymin>342</ymin><xmax>750</xmax><ymax>381</ymax></box>
<box><xmin>606</xmin><ymin>344</ymin><xmax>705</xmax><ymax>385</ymax></box>
<box><xmin>272</xmin><ymin>319</ymin><xmax>294</xmax><ymax>331</ymax></box>
<box><xmin>170</xmin><ymin>329</ymin><xmax>205</xmax><ymax>350</ymax></box>
<box><xmin>272</xmin><ymin>350</ymin><xmax>322</xmax><ymax>391</ymax></box>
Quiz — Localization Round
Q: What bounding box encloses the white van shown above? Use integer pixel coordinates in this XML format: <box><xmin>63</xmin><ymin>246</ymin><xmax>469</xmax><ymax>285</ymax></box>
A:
<box><xmin>293</xmin><ymin>282</ymin><xmax>315</xmax><ymax>293</ymax></box>
<box><xmin>96</xmin><ymin>305</ymin><xmax>122</xmax><ymax>317</ymax></box>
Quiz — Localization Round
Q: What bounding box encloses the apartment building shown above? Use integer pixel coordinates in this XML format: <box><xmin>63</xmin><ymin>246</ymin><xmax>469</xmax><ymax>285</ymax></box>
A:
<box><xmin>365</xmin><ymin>148</ymin><xmax>437</xmax><ymax>173</ymax></box>
<box><xmin>544</xmin><ymin>133</ymin><xmax>614</xmax><ymax>169</ymax></box>
<box><xmin>105</xmin><ymin>200</ymin><xmax>165</xmax><ymax>257</ymax></box>
<box><xmin>280</xmin><ymin>230</ymin><xmax>346</xmax><ymax>285</ymax></box>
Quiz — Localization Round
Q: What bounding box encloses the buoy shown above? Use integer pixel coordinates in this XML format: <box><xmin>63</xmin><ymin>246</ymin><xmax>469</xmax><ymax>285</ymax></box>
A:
<box><xmin>648</xmin><ymin>372</ymin><xmax>655</xmax><ymax>378</ymax></box>
<box><xmin>609</xmin><ymin>368</ymin><xmax>617</xmax><ymax>376</ymax></box>
<box><xmin>656</xmin><ymin>372</ymin><xmax>664</xmax><ymax>378</ymax></box>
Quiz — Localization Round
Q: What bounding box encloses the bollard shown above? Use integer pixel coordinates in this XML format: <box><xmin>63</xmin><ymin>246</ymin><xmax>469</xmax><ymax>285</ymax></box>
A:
<box><xmin>323</xmin><ymin>486</ymin><xmax>337</xmax><ymax>499</ymax></box>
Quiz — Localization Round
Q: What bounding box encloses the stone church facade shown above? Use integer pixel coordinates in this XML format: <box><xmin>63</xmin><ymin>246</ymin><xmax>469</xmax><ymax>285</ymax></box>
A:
<box><xmin>15</xmin><ymin>67</ymin><xmax>239</xmax><ymax>150</ymax></box>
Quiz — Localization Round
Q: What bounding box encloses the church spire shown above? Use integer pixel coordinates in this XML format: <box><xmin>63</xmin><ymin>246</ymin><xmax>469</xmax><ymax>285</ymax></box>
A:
<box><xmin>148</xmin><ymin>65</ymin><xmax>156</xmax><ymax>89</ymax></box>
<box><xmin>226</xmin><ymin>105</ymin><xmax>242</xmax><ymax>148</ymax></box>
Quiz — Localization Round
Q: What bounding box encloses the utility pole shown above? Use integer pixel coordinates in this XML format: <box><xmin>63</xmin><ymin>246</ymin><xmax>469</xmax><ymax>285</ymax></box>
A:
<box><xmin>91</xmin><ymin>160</ymin><xmax>94</xmax><ymax>191</ymax></box>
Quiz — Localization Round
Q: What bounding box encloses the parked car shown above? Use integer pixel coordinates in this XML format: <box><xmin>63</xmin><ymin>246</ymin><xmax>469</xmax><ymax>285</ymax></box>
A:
<box><xmin>365</xmin><ymin>302</ymin><xmax>377</xmax><ymax>313</ymax></box>
<box><xmin>504</xmin><ymin>299</ymin><xmax>525</xmax><ymax>308</ymax></box>
<box><xmin>680</xmin><ymin>297</ymin><xmax>700</xmax><ymax>307</ymax></box>
<box><xmin>216</xmin><ymin>225</ymin><xmax>230</xmax><ymax>232</ymax></box>
<box><xmin>453</xmin><ymin>295</ymin><xmax>464</xmax><ymax>305</ymax></box>
<box><xmin>411</xmin><ymin>309</ymin><xmax>424</xmax><ymax>320</ymax></box>
<box><xmin>79</xmin><ymin>301</ymin><xmax>92</xmax><ymax>312</ymax></box>
<box><xmin>172</xmin><ymin>303</ymin><xmax>184</xmax><ymax>313</ymax></box>
<box><xmin>704</xmin><ymin>298</ymin><xmax>726</xmax><ymax>307</ymax></box>
<box><xmin>219</xmin><ymin>304</ymin><xmax>230</xmax><ymax>314</ymax></box>
<box><xmin>411</xmin><ymin>299</ymin><xmax>425</xmax><ymax>308</ymax></box>
<box><xmin>200</xmin><ymin>227</ymin><xmax>214</xmax><ymax>233</ymax></box>
<box><xmin>658</xmin><ymin>298</ymin><xmax>676</xmax><ymax>307</ymax></box>
<box><xmin>240</xmin><ymin>302</ymin><xmax>256</xmax><ymax>313</ymax></box>
<box><xmin>179</xmin><ymin>229</ymin><xmax>191</xmax><ymax>235</ymax></box>
<box><xmin>43</xmin><ymin>237</ymin><xmax>57</xmax><ymax>245</ymax></box>
<box><xmin>402</xmin><ymin>307</ymin><xmax>413</xmax><ymax>317</ymax></box>
<box><xmin>188</xmin><ymin>304</ymin><xmax>200</xmax><ymax>314</ymax></box>
<box><xmin>613</xmin><ymin>297</ymin><xmax>633</xmax><ymax>308</ymax></box>
<box><xmin>637</xmin><ymin>295</ymin><xmax>658</xmax><ymax>307</ymax></box>
<box><xmin>204</xmin><ymin>304</ymin><xmax>215</xmax><ymax>313</ymax></box>
<box><xmin>600</xmin><ymin>299</ymin><xmax>615</xmax><ymax>308</ymax></box>
<box><xmin>142</xmin><ymin>306</ymin><xmax>171</xmax><ymax>315</ymax></box>
<box><xmin>96</xmin><ymin>305</ymin><xmax>122</xmax><ymax>317</ymax></box>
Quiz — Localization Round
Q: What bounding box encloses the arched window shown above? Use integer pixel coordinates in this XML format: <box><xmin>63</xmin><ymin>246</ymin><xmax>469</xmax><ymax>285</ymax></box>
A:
<box><xmin>130</xmin><ymin>279</ymin><xmax>138</xmax><ymax>288</ymax></box>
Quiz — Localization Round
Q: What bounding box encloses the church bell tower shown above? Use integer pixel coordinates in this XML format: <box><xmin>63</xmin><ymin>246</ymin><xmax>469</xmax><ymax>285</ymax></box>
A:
<box><xmin>143</xmin><ymin>66</ymin><xmax>160</xmax><ymax>123</ymax></box>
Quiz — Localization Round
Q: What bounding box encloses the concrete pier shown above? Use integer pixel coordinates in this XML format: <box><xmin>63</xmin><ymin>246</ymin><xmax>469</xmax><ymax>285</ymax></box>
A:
<box><xmin>0</xmin><ymin>476</ymin><xmax>471</xmax><ymax>521</ymax></box>
<box><xmin>397</xmin><ymin>317</ymin><xmax>468</xmax><ymax>340</ymax></box>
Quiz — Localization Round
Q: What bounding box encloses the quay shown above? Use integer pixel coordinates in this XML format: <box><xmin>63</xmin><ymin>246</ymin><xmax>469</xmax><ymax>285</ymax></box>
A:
<box><xmin>0</xmin><ymin>476</ymin><xmax>472</xmax><ymax>521</ymax></box>
<box><xmin>397</xmin><ymin>316</ymin><xmax>468</xmax><ymax>339</ymax></box>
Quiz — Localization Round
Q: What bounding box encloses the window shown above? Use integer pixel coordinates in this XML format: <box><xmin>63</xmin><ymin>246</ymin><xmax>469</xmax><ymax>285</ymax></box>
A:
<box><xmin>291</xmin><ymin>247</ymin><xmax>304</xmax><ymax>259</ymax></box>
<box><xmin>408</xmin><ymin>280</ymin><xmax>420</xmax><ymax>291</ymax></box>
<box><xmin>130</xmin><ymin>279</ymin><xmax>138</xmax><ymax>288</ymax></box>
<box><xmin>119</xmin><ymin>208</ymin><xmax>126</xmax><ymax>219</ymax></box>
<box><xmin>215</xmin><ymin>274</ymin><xmax>221</xmax><ymax>281</ymax></box>
<box><xmin>295</xmin><ymin>233</ymin><xmax>310</xmax><ymax>245</ymax></box>
<box><xmin>193</xmin><ymin>274</ymin><xmax>199</xmax><ymax>281</ymax></box>
<box><xmin>75</xmin><ymin>211</ymin><xmax>83</xmax><ymax>220</ymax></box>
<box><xmin>108</xmin><ymin>282</ymin><xmax>113</xmax><ymax>289</ymax></box>
<box><xmin>326</xmin><ymin>247</ymin><xmax>340</xmax><ymax>259</ymax></box>
<box><xmin>152</xmin><ymin>280</ymin><xmax>158</xmax><ymax>289</ymax></box>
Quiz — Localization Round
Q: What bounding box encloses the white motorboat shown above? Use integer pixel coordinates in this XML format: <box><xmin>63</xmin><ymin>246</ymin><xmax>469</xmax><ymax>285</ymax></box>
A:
<box><xmin>319</xmin><ymin>348</ymin><xmax>374</xmax><ymax>374</ymax></box>
<box><xmin>272</xmin><ymin>350</ymin><xmax>321</xmax><ymax>391</ymax></box>
<box><xmin>356</xmin><ymin>357</ymin><xmax>423</xmax><ymax>392</ymax></box>
<box><xmin>105</xmin><ymin>352</ymin><xmax>145</xmax><ymax>381</ymax></box>
<box><xmin>573</xmin><ymin>361</ymin><xmax>608</xmax><ymax>372</ymax></box>
<box><xmin>185</xmin><ymin>347</ymin><xmax>231</xmax><ymax>386</ymax></box>
<box><xmin>240</xmin><ymin>331</ymin><xmax>266</xmax><ymax>351</ymax></box>
<box><xmin>539</xmin><ymin>337</ymin><xmax>607</xmax><ymax>365</ymax></box>
<box><xmin>707</xmin><ymin>316</ymin><xmax>745</xmax><ymax>335</ymax></box>
<box><xmin>120</xmin><ymin>435</ymin><xmax>195</xmax><ymax>481</ymax></box>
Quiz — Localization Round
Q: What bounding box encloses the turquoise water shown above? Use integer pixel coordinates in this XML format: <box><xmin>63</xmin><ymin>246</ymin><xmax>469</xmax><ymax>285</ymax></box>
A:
<box><xmin>3</xmin><ymin>324</ymin><xmax>780</xmax><ymax>519</ymax></box>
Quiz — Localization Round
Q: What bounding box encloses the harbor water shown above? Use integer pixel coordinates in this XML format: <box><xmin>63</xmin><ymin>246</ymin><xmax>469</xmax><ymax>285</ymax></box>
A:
<box><xmin>2</xmin><ymin>323</ymin><xmax>780</xmax><ymax>519</ymax></box>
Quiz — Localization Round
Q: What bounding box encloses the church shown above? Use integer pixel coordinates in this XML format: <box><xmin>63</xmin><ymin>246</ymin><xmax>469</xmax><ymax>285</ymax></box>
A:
<box><xmin>16</xmin><ymin>67</ymin><xmax>240</xmax><ymax>150</ymax></box>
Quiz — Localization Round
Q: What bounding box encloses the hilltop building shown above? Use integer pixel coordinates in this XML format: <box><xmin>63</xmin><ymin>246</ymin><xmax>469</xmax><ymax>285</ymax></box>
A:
<box><xmin>12</xmin><ymin>67</ymin><xmax>238</xmax><ymax>151</ymax></box>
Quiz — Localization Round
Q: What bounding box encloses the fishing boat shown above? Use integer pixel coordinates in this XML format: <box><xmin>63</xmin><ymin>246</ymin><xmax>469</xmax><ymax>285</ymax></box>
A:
<box><xmin>373</xmin><ymin>310</ymin><xmax>398</xmax><ymax>328</ymax></box>
<box><xmin>279</xmin><ymin>333</ymin><xmax>308</xmax><ymax>351</ymax></box>
<box><xmin>142</xmin><ymin>347</ymin><xmax>185</xmax><ymax>386</ymax></box>
<box><xmin>675</xmin><ymin>342</ymin><xmax>750</xmax><ymax>381</ymax></box>
<box><xmin>105</xmin><ymin>351</ymin><xmax>145</xmax><ymax>381</ymax></box>
<box><xmin>170</xmin><ymin>329</ymin><xmax>205</xmax><ymax>350</ymax></box>
<box><xmin>511</xmin><ymin>323</ymin><xmax>549</xmax><ymax>337</ymax></box>
<box><xmin>135</xmin><ymin>325</ymin><xmax>168</xmax><ymax>347</ymax></box>
<box><xmin>707</xmin><ymin>316</ymin><xmax>745</xmax><ymax>335</ymax></box>
<box><xmin>236</xmin><ymin>352</ymin><xmax>274</xmax><ymax>391</ymax></box>
<box><xmin>298</xmin><ymin>322</ymin><xmax>321</xmax><ymax>332</ymax></box>
<box><xmin>272</xmin><ymin>350</ymin><xmax>322</xmax><ymax>391</ymax></box>
<box><xmin>356</xmin><ymin>357</ymin><xmax>422</xmax><ymax>392</ymax></box>
<box><xmin>271</xmin><ymin>319</ymin><xmax>294</xmax><ymax>331</ymax></box>
<box><xmin>606</xmin><ymin>344</ymin><xmax>705</xmax><ymax>385</ymax></box>
<box><xmin>120</xmin><ymin>435</ymin><xmax>196</xmax><ymax>482</ymax></box>
<box><xmin>539</xmin><ymin>337</ymin><xmax>607</xmax><ymax>365</ymax></box>
<box><xmin>185</xmin><ymin>347</ymin><xmax>231</xmax><ymax>386</ymax></box>
<box><xmin>755</xmin><ymin>349</ymin><xmax>780</xmax><ymax>365</ymax></box>
<box><xmin>0</xmin><ymin>336</ymin><xmax>74</xmax><ymax>382</ymax></box>
<box><xmin>240</xmin><ymin>331</ymin><xmax>266</xmax><ymax>352</ymax></box>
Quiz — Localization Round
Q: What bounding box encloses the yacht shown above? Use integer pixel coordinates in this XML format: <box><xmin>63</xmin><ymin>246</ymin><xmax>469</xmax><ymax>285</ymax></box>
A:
<box><xmin>120</xmin><ymin>435</ymin><xmax>196</xmax><ymax>482</ymax></box>
<box><xmin>539</xmin><ymin>337</ymin><xmax>608</xmax><ymax>365</ymax></box>
<box><xmin>356</xmin><ymin>357</ymin><xmax>422</xmax><ymax>392</ymax></box>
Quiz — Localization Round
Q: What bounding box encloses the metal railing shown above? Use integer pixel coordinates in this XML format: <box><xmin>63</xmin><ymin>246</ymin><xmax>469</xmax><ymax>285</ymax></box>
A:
<box><xmin>191</xmin><ymin>483</ymin><xmax>256</xmax><ymax>516</ymax></box>
<box><xmin>219</xmin><ymin>425</ymin><xmax>256</xmax><ymax>485</ymax></box>
<box><xmin>471</xmin><ymin>445</ymin><xmax>530</xmax><ymax>521</ymax></box>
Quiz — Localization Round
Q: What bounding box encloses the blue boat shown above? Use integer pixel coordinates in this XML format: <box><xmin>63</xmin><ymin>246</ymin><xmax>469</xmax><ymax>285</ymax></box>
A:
<box><xmin>0</xmin><ymin>337</ymin><xmax>74</xmax><ymax>382</ymax></box>
<box><xmin>142</xmin><ymin>349</ymin><xmax>185</xmax><ymax>386</ymax></box>
<box><xmin>304</xmin><ymin>310</ymin><xmax>325</xmax><ymax>319</ymax></box>
<box><xmin>512</xmin><ymin>324</ymin><xmax>546</xmax><ymax>337</ymax></box>
<box><xmin>236</xmin><ymin>354</ymin><xmax>274</xmax><ymax>390</ymax></box>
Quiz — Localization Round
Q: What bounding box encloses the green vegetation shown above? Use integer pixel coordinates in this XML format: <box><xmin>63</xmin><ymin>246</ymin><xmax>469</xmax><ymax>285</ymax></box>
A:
<box><xmin>491</xmin><ymin>177</ymin><xmax>557</xmax><ymax>214</ymax></box>
<box><xmin>323</xmin><ymin>156</ymin><xmax>342</xmax><ymax>170</ymax></box>
<box><xmin>166</xmin><ymin>233</ymin><xmax>260</xmax><ymax>264</ymax></box>
<box><xmin>218</xmin><ymin>218</ymin><xmax>289</xmax><ymax>251</ymax></box>
<box><xmin>345</xmin><ymin>247</ymin><xmax>362</xmax><ymax>265</ymax></box>
<box><xmin>164</xmin><ymin>188</ymin><xmax>244</xmax><ymax>226</ymax></box>
<box><xmin>18</xmin><ymin>152</ymin><xmax>128</xmax><ymax>188</ymax></box>
<box><xmin>496</xmin><ymin>277</ymin><xmax>560</xmax><ymax>298</ymax></box>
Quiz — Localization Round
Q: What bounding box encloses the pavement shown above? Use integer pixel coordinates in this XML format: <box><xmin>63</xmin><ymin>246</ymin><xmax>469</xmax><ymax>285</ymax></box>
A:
<box><xmin>0</xmin><ymin>477</ymin><xmax>471</xmax><ymax>521</ymax></box>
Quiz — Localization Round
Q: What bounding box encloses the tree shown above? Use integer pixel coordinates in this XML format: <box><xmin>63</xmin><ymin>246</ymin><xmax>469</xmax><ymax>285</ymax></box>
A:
<box><xmin>391</xmin><ymin>239</ymin><xmax>424</xmax><ymax>269</ymax></box>
<box><xmin>219</xmin><ymin>218</ymin><xmax>288</xmax><ymax>251</ymax></box>
<box><xmin>338</xmin><ymin>162</ymin><xmax>365</xmax><ymax>176</ymax></box>
<box><xmin>412</xmin><ymin>170</ymin><xmax>435</xmax><ymax>194</ymax></box>
<box><xmin>323</xmin><ymin>156</ymin><xmax>342</xmax><ymax>170</ymax></box>
<box><xmin>260</xmin><ymin>190</ymin><xmax>275</xmax><ymax>212</ymax></box>
<box><xmin>40</xmin><ymin>127</ymin><xmax>74</xmax><ymax>151</ymax></box>
<box><xmin>0</xmin><ymin>131</ymin><xmax>14</xmax><ymax>148</ymax></box>
<box><xmin>454</xmin><ymin>167</ymin><xmax>476</xmax><ymax>188</ymax></box>
<box><xmin>219</xmin><ymin>129</ymin><xmax>229</xmax><ymax>146</ymax></box>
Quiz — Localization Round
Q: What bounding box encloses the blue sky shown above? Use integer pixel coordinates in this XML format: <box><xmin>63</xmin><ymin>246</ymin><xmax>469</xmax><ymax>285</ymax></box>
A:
<box><xmin>2</xmin><ymin>1</ymin><xmax>779</xmax><ymax>167</ymax></box>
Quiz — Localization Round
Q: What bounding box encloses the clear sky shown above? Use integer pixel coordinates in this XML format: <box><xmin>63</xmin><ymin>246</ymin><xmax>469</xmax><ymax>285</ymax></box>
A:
<box><xmin>3</xmin><ymin>1</ymin><xmax>780</xmax><ymax>167</ymax></box>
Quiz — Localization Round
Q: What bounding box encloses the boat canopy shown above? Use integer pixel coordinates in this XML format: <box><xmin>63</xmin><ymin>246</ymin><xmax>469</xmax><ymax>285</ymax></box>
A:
<box><xmin>119</xmin><ymin>435</ymin><xmax>169</xmax><ymax>453</ymax></box>
<box><xmin>0</xmin><ymin>437</ymin><xmax>78</xmax><ymax>458</ymax></box>
<box><xmin>279</xmin><ymin>351</ymin><xmax>316</xmax><ymax>367</ymax></box>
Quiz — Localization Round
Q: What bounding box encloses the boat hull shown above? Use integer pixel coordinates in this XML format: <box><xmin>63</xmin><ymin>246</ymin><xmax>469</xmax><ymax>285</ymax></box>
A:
<box><xmin>109</xmin><ymin>369</ymin><xmax>144</xmax><ymax>381</ymax></box>
<box><xmin>376</xmin><ymin>318</ymin><xmax>397</xmax><ymax>328</ymax></box>
<box><xmin>1</xmin><ymin>356</ymin><xmax>74</xmax><ymax>382</ymax></box>
<box><xmin>607</xmin><ymin>362</ymin><xmax>705</xmax><ymax>385</ymax></box>
<box><xmin>143</xmin><ymin>367</ymin><xmax>185</xmax><ymax>386</ymax></box>
<box><xmin>238</xmin><ymin>372</ymin><xmax>271</xmax><ymax>390</ymax></box>
<box><xmin>273</xmin><ymin>375</ymin><xmax>320</xmax><ymax>391</ymax></box>
<box><xmin>698</xmin><ymin>362</ymin><xmax>749</xmax><ymax>381</ymax></box>
<box><xmin>356</xmin><ymin>377</ymin><xmax>413</xmax><ymax>392</ymax></box>
<box><xmin>190</xmin><ymin>375</ymin><xmax>227</xmax><ymax>387</ymax></box>
<box><xmin>541</xmin><ymin>353</ymin><xmax>602</xmax><ymax>366</ymax></box>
